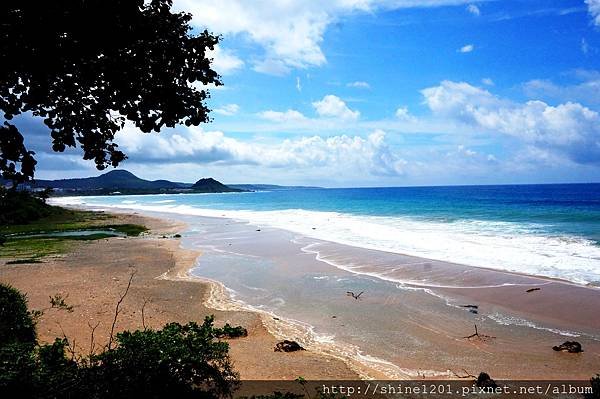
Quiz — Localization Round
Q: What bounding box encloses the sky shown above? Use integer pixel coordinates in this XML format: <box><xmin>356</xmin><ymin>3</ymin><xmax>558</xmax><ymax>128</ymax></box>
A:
<box><xmin>20</xmin><ymin>0</ymin><xmax>600</xmax><ymax>187</ymax></box>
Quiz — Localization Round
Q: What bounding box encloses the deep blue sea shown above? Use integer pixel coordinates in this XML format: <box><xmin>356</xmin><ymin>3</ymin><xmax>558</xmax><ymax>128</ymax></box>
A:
<box><xmin>55</xmin><ymin>183</ymin><xmax>600</xmax><ymax>285</ymax></box>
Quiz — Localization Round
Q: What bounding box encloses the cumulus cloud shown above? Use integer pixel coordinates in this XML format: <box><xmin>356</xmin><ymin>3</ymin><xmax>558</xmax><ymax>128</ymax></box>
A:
<box><xmin>395</xmin><ymin>106</ymin><xmax>416</xmax><ymax>121</ymax></box>
<box><xmin>214</xmin><ymin>104</ymin><xmax>240</xmax><ymax>116</ymax></box>
<box><xmin>421</xmin><ymin>80</ymin><xmax>600</xmax><ymax>164</ymax></box>
<box><xmin>347</xmin><ymin>81</ymin><xmax>371</xmax><ymax>89</ymax></box>
<box><xmin>312</xmin><ymin>95</ymin><xmax>360</xmax><ymax>120</ymax></box>
<box><xmin>115</xmin><ymin>125</ymin><xmax>405</xmax><ymax>176</ymax></box>
<box><xmin>206</xmin><ymin>46</ymin><xmax>244</xmax><ymax>75</ymax></box>
<box><xmin>586</xmin><ymin>0</ymin><xmax>600</xmax><ymax>26</ymax></box>
<box><xmin>175</xmin><ymin>0</ymin><xmax>481</xmax><ymax>74</ymax></box>
<box><xmin>258</xmin><ymin>109</ymin><xmax>308</xmax><ymax>123</ymax></box>
<box><xmin>466</xmin><ymin>4</ymin><xmax>480</xmax><ymax>16</ymax></box>
<box><xmin>458</xmin><ymin>44</ymin><xmax>474</xmax><ymax>53</ymax></box>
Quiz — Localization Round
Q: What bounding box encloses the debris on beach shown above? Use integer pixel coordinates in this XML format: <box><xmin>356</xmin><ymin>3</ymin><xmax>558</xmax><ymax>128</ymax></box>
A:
<box><xmin>463</xmin><ymin>324</ymin><xmax>496</xmax><ymax>341</ymax></box>
<box><xmin>526</xmin><ymin>287</ymin><xmax>541</xmax><ymax>293</ymax></box>
<box><xmin>552</xmin><ymin>341</ymin><xmax>583</xmax><ymax>353</ymax></box>
<box><xmin>346</xmin><ymin>291</ymin><xmax>364</xmax><ymax>300</ymax></box>
<box><xmin>274</xmin><ymin>340</ymin><xmax>305</xmax><ymax>352</ymax></box>
<box><xmin>476</xmin><ymin>372</ymin><xmax>498</xmax><ymax>389</ymax></box>
<box><xmin>256</xmin><ymin>229</ymin><xmax>261</xmax><ymax>232</ymax></box>
<box><xmin>461</xmin><ymin>305</ymin><xmax>479</xmax><ymax>314</ymax></box>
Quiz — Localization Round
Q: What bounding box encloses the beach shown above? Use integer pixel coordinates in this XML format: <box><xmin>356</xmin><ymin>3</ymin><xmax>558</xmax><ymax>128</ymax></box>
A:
<box><xmin>5</xmin><ymin>201</ymin><xmax>598</xmax><ymax>382</ymax></box>
<box><xmin>0</xmin><ymin>212</ymin><xmax>358</xmax><ymax>381</ymax></box>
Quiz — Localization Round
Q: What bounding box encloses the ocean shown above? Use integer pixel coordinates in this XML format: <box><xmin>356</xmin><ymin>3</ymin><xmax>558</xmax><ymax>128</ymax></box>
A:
<box><xmin>58</xmin><ymin>183</ymin><xmax>600</xmax><ymax>285</ymax></box>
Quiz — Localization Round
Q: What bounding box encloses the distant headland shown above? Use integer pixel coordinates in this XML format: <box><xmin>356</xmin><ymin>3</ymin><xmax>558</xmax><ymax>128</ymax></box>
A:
<box><xmin>2</xmin><ymin>170</ymin><xmax>320</xmax><ymax>196</ymax></box>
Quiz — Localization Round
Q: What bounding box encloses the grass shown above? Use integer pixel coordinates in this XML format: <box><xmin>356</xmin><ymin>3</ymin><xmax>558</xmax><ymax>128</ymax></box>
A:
<box><xmin>1</xmin><ymin>208</ymin><xmax>148</xmax><ymax>263</ymax></box>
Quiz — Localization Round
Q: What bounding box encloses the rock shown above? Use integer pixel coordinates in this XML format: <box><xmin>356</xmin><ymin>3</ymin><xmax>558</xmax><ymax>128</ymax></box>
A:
<box><xmin>476</xmin><ymin>372</ymin><xmax>498</xmax><ymax>389</ymax></box>
<box><xmin>274</xmin><ymin>340</ymin><xmax>305</xmax><ymax>352</ymax></box>
<box><xmin>469</xmin><ymin>309</ymin><xmax>478</xmax><ymax>314</ymax></box>
<box><xmin>552</xmin><ymin>341</ymin><xmax>583</xmax><ymax>353</ymax></box>
<box><xmin>461</xmin><ymin>305</ymin><xmax>479</xmax><ymax>309</ymax></box>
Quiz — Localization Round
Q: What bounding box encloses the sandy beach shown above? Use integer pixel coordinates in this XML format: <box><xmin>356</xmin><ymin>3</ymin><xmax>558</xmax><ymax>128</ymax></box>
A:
<box><xmin>2</xmin><ymin>208</ymin><xmax>600</xmax><ymax>382</ymax></box>
<box><xmin>0</xmin><ymin>212</ymin><xmax>358</xmax><ymax>381</ymax></box>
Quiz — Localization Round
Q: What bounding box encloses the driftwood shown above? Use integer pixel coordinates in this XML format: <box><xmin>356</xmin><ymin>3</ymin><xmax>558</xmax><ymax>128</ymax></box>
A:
<box><xmin>526</xmin><ymin>288</ymin><xmax>541</xmax><ymax>293</ymax></box>
<box><xmin>463</xmin><ymin>324</ymin><xmax>496</xmax><ymax>341</ymax></box>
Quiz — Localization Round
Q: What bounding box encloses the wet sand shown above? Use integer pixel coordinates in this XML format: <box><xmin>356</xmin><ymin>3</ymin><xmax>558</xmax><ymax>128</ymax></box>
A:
<box><xmin>170</xmin><ymin>213</ymin><xmax>600</xmax><ymax>380</ymax></box>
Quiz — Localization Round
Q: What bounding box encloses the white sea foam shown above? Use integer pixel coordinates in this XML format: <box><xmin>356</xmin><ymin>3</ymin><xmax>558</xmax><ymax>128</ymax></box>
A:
<box><xmin>50</xmin><ymin>196</ymin><xmax>600</xmax><ymax>285</ymax></box>
<box><xmin>486</xmin><ymin>312</ymin><xmax>594</xmax><ymax>339</ymax></box>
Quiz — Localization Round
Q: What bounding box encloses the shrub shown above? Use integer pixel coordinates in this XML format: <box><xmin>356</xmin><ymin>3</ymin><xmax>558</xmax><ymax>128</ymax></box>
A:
<box><xmin>0</xmin><ymin>285</ymin><xmax>240</xmax><ymax>398</ymax></box>
<box><xmin>84</xmin><ymin>317</ymin><xmax>239</xmax><ymax>398</ymax></box>
<box><xmin>0</xmin><ymin>188</ymin><xmax>55</xmax><ymax>225</ymax></box>
<box><xmin>0</xmin><ymin>283</ymin><xmax>37</xmax><ymax>348</ymax></box>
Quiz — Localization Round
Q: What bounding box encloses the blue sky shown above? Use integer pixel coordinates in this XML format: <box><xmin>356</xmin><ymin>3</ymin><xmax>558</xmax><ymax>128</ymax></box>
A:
<box><xmin>25</xmin><ymin>0</ymin><xmax>600</xmax><ymax>187</ymax></box>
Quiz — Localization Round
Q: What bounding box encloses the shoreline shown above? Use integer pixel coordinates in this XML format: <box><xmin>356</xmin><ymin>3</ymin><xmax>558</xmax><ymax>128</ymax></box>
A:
<box><xmin>35</xmin><ymin>203</ymin><xmax>600</xmax><ymax>379</ymax></box>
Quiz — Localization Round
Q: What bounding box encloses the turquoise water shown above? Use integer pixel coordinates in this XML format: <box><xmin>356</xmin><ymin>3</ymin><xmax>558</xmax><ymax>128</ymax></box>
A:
<box><xmin>54</xmin><ymin>183</ymin><xmax>600</xmax><ymax>285</ymax></box>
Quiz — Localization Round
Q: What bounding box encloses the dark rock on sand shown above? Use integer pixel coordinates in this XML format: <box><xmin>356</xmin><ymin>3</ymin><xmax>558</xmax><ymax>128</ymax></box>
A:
<box><xmin>274</xmin><ymin>340</ymin><xmax>305</xmax><ymax>352</ymax></box>
<box><xmin>553</xmin><ymin>341</ymin><xmax>583</xmax><ymax>353</ymax></box>
<box><xmin>476</xmin><ymin>372</ymin><xmax>498</xmax><ymax>389</ymax></box>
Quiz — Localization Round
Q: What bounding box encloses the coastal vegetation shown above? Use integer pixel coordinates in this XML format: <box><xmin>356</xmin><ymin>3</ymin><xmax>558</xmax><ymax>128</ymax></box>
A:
<box><xmin>1</xmin><ymin>188</ymin><xmax>146</xmax><ymax>263</ymax></box>
<box><xmin>0</xmin><ymin>283</ymin><xmax>240</xmax><ymax>398</ymax></box>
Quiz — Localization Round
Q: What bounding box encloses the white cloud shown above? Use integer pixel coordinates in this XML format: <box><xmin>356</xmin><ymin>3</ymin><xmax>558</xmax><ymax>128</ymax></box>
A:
<box><xmin>214</xmin><ymin>104</ymin><xmax>240</xmax><ymax>116</ymax></box>
<box><xmin>466</xmin><ymin>4</ymin><xmax>480</xmax><ymax>16</ymax></box>
<box><xmin>347</xmin><ymin>81</ymin><xmax>371</xmax><ymax>89</ymax></box>
<box><xmin>312</xmin><ymin>95</ymin><xmax>360</xmax><ymax>120</ymax></box>
<box><xmin>258</xmin><ymin>109</ymin><xmax>308</xmax><ymax>123</ymax></box>
<box><xmin>206</xmin><ymin>45</ymin><xmax>244</xmax><ymax>75</ymax></box>
<box><xmin>422</xmin><ymin>80</ymin><xmax>600</xmax><ymax>164</ymax></box>
<box><xmin>481</xmin><ymin>78</ymin><xmax>494</xmax><ymax>86</ymax></box>
<box><xmin>395</xmin><ymin>106</ymin><xmax>415</xmax><ymax>121</ymax></box>
<box><xmin>586</xmin><ymin>0</ymin><xmax>600</xmax><ymax>26</ymax></box>
<box><xmin>116</xmin><ymin>124</ymin><xmax>405</xmax><ymax>176</ymax></box>
<box><xmin>581</xmin><ymin>38</ymin><xmax>590</xmax><ymax>55</ymax></box>
<box><xmin>459</xmin><ymin>44</ymin><xmax>474</xmax><ymax>53</ymax></box>
<box><xmin>175</xmin><ymin>0</ymin><xmax>483</xmax><ymax>74</ymax></box>
<box><xmin>253</xmin><ymin>58</ymin><xmax>291</xmax><ymax>76</ymax></box>
<box><xmin>523</xmin><ymin>75</ymin><xmax>600</xmax><ymax>106</ymax></box>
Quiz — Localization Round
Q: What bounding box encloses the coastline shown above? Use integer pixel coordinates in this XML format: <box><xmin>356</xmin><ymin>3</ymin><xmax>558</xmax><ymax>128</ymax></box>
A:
<box><xmin>10</xmin><ymin>203</ymin><xmax>600</xmax><ymax>380</ymax></box>
<box><xmin>0</xmin><ymin>210</ymin><xmax>360</xmax><ymax>381</ymax></box>
<box><xmin>97</xmin><ymin>206</ymin><xmax>600</xmax><ymax>380</ymax></box>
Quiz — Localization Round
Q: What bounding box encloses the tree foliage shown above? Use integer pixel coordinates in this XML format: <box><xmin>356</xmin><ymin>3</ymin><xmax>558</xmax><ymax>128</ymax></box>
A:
<box><xmin>0</xmin><ymin>186</ymin><xmax>55</xmax><ymax>225</ymax></box>
<box><xmin>1</xmin><ymin>0</ymin><xmax>221</xmax><ymax>184</ymax></box>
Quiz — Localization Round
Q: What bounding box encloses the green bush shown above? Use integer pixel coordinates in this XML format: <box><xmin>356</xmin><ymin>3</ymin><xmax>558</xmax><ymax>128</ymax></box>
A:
<box><xmin>84</xmin><ymin>317</ymin><xmax>239</xmax><ymax>398</ymax></box>
<box><xmin>0</xmin><ymin>284</ymin><xmax>240</xmax><ymax>398</ymax></box>
<box><xmin>0</xmin><ymin>188</ymin><xmax>55</xmax><ymax>225</ymax></box>
<box><xmin>0</xmin><ymin>284</ymin><xmax>37</xmax><ymax>348</ymax></box>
